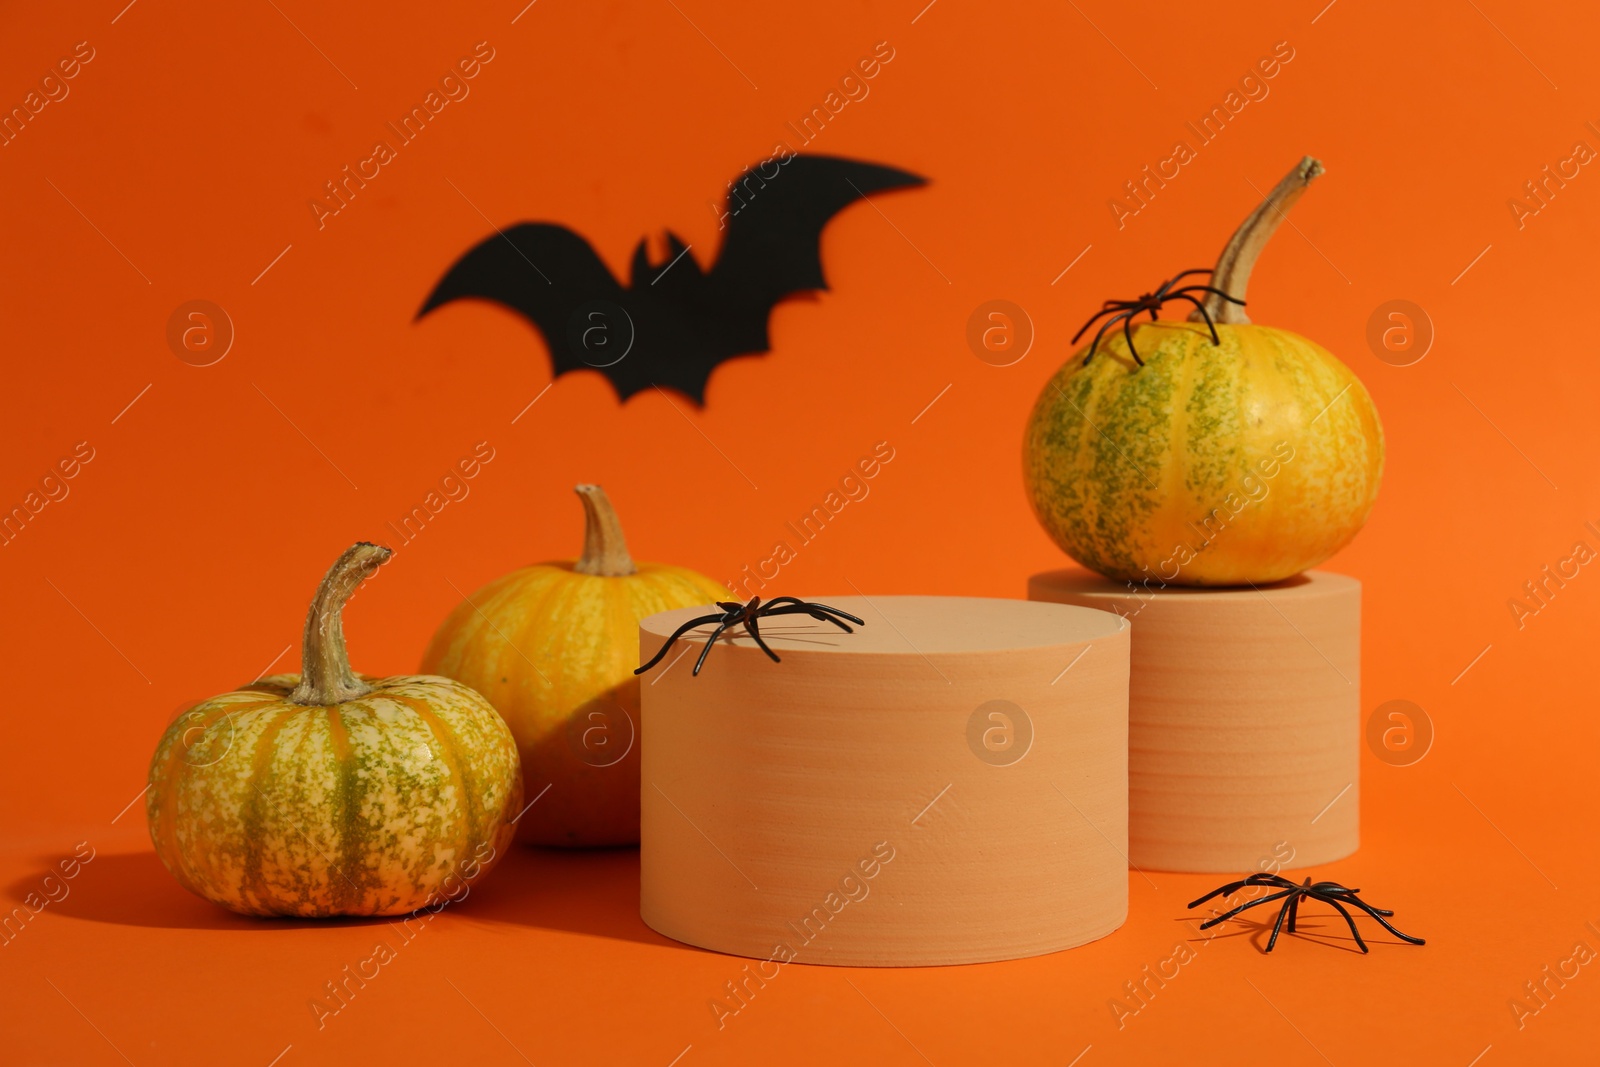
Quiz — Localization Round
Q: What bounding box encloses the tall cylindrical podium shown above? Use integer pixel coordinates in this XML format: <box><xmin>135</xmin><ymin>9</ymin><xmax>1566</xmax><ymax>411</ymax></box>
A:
<box><xmin>1029</xmin><ymin>570</ymin><xmax>1360</xmax><ymax>873</ymax></box>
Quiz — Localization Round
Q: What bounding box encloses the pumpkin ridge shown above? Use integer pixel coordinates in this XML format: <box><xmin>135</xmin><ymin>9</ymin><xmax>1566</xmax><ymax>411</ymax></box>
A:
<box><xmin>510</xmin><ymin>571</ymin><xmax>573</xmax><ymax>702</ymax></box>
<box><xmin>152</xmin><ymin>697</ymin><xmax>287</xmax><ymax>898</ymax></box>
<box><xmin>634</xmin><ymin>567</ymin><xmax>729</xmax><ymax>615</ymax></box>
<box><xmin>324</xmin><ymin>705</ymin><xmax>369</xmax><ymax>914</ymax></box>
<box><xmin>1088</xmin><ymin>345</ymin><xmax>1159</xmax><ymax>578</ymax></box>
<box><xmin>389</xmin><ymin>691</ymin><xmax>479</xmax><ymax>861</ymax></box>
<box><xmin>1182</xmin><ymin>326</ymin><xmax>1245</xmax><ymax>572</ymax></box>
<box><xmin>149</xmin><ymin>701</ymin><xmax>247</xmax><ymax>895</ymax></box>
<box><xmin>1061</xmin><ymin>370</ymin><xmax>1101</xmax><ymax>573</ymax></box>
<box><xmin>282</xmin><ymin>707</ymin><xmax>335</xmax><ymax>913</ymax></box>
<box><xmin>1166</xmin><ymin>329</ymin><xmax>1202</xmax><ymax>566</ymax></box>
<box><xmin>420</xmin><ymin>592</ymin><xmax>482</xmax><ymax>674</ymax></box>
<box><xmin>465</xmin><ymin>570</ymin><xmax>553</xmax><ymax>683</ymax></box>
<box><xmin>275</xmin><ymin>710</ymin><xmax>347</xmax><ymax>916</ymax></box>
<box><xmin>240</xmin><ymin>707</ymin><xmax>300</xmax><ymax>914</ymax></box>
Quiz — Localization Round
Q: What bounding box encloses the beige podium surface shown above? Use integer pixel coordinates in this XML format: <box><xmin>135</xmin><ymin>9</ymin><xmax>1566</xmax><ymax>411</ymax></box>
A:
<box><xmin>639</xmin><ymin>595</ymin><xmax>1129</xmax><ymax>966</ymax></box>
<box><xmin>1029</xmin><ymin>569</ymin><xmax>1360</xmax><ymax>873</ymax></box>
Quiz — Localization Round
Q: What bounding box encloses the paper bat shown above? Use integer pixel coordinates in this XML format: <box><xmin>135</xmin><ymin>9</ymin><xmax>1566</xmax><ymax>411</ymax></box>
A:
<box><xmin>416</xmin><ymin>154</ymin><xmax>926</xmax><ymax>405</ymax></box>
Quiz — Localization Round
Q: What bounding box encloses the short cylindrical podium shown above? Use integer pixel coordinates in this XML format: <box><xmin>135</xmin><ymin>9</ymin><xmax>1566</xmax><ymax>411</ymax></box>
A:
<box><xmin>1029</xmin><ymin>570</ymin><xmax>1360</xmax><ymax>873</ymax></box>
<box><xmin>639</xmin><ymin>595</ymin><xmax>1130</xmax><ymax>966</ymax></box>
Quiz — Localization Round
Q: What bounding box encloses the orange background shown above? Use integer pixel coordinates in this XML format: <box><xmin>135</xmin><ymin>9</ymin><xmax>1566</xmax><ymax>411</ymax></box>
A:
<box><xmin>3</xmin><ymin>0</ymin><xmax>1598</xmax><ymax>1063</ymax></box>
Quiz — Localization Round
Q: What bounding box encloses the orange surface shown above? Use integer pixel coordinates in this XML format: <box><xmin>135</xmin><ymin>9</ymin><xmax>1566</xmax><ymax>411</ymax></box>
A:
<box><xmin>2</xmin><ymin>1</ymin><xmax>1597</xmax><ymax>1064</ymax></box>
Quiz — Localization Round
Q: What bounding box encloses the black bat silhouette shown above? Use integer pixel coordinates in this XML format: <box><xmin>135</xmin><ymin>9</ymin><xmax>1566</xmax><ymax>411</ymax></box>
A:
<box><xmin>417</xmin><ymin>154</ymin><xmax>926</xmax><ymax>404</ymax></box>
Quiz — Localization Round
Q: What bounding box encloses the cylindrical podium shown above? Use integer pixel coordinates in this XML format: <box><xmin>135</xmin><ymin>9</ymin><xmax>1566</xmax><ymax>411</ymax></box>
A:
<box><xmin>639</xmin><ymin>595</ymin><xmax>1129</xmax><ymax>966</ymax></box>
<box><xmin>1029</xmin><ymin>570</ymin><xmax>1360</xmax><ymax>873</ymax></box>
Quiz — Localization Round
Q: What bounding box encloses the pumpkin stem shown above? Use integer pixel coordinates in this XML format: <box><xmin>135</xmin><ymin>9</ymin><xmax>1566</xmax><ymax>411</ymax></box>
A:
<box><xmin>1191</xmin><ymin>155</ymin><xmax>1324</xmax><ymax>326</ymax></box>
<box><xmin>573</xmin><ymin>484</ymin><xmax>637</xmax><ymax>577</ymax></box>
<box><xmin>289</xmin><ymin>542</ymin><xmax>392</xmax><ymax>706</ymax></box>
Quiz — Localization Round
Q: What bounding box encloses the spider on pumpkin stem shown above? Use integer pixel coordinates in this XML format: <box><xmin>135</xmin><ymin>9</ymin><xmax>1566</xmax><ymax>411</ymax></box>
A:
<box><xmin>634</xmin><ymin>595</ymin><xmax>866</xmax><ymax>678</ymax></box>
<box><xmin>1072</xmin><ymin>268</ymin><xmax>1246</xmax><ymax>367</ymax></box>
<box><xmin>1188</xmin><ymin>873</ymin><xmax>1425</xmax><ymax>954</ymax></box>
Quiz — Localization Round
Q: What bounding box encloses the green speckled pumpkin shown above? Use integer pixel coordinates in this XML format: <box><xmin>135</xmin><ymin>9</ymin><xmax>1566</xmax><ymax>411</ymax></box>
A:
<box><xmin>1023</xmin><ymin>157</ymin><xmax>1383</xmax><ymax>586</ymax></box>
<box><xmin>146</xmin><ymin>543</ymin><xmax>521</xmax><ymax>917</ymax></box>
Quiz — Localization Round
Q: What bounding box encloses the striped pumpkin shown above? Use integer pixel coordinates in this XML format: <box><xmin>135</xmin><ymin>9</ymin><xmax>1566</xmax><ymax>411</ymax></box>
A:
<box><xmin>422</xmin><ymin>485</ymin><xmax>728</xmax><ymax>847</ymax></box>
<box><xmin>1023</xmin><ymin>157</ymin><xmax>1383</xmax><ymax>587</ymax></box>
<box><xmin>147</xmin><ymin>544</ymin><xmax>521</xmax><ymax>917</ymax></box>
<box><xmin>1024</xmin><ymin>320</ymin><xmax>1382</xmax><ymax>585</ymax></box>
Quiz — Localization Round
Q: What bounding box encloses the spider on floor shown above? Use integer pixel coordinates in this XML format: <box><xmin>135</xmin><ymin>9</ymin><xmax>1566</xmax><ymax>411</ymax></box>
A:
<box><xmin>1188</xmin><ymin>872</ymin><xmax>1425</xmax><ymax>954</ymax></box>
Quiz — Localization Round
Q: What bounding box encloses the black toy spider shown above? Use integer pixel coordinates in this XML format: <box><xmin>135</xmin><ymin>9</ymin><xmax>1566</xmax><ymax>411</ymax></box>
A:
<box><xmin>1188</xmin><ymin>873</ymin><xmax>1425</xmax><ymax>954</ymax></box>
<box><xmin>1072</xmin><ymin>268</ymin><xmax>1246</xmax><ymax>367</ymax></box>
<box><xmin>633</xmin><ymin>595</ymin><xmax>866</xmax><ymax>678</ymax></box>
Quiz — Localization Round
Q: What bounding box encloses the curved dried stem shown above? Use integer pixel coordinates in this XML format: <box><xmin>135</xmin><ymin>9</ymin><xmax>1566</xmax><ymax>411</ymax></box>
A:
<box><xmin>1191</xmin><ymin>155</ymin><xmax>1324</xmax><ymax>325</ymax></box>
<box><xmin>573</xmin><ymin>484</ymin><xmax>637</xmax><ymax>576</ymax></box>
<box><xmin>289</xmin><ymin>542</ymin><xmax>392</xmax><ymax>706</ymax></box>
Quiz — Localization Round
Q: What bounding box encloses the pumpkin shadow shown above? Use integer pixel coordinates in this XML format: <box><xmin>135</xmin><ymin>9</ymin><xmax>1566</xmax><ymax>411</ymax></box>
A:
<box><xmin>459</xmin><ymin>844</ymin><xmax>686</xmax><ymax>949</ymax></box>
<box><xmin>6</xmin><ymin>846</ymin><xmax>692</xmax><ymax>947</ymax></box>
<box><xmin>3</xmin><ymin>852</ymin><xmax>388</xmax><ymax>931</ymax></box>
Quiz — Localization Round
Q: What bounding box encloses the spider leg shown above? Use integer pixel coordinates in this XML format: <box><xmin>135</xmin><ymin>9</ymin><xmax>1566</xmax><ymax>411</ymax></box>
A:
<box><xmin>1329</xmin><ymin>893</ymin><xmax>1426</xmax><ymax>945</ymax></box>
<box><xmin>1196</xmin><ymin>888</ymin><xmax>1299</xmax><ymax>930</ymax></box>
<box><xmin>756</xmin><ymin>604</ymin><xmax>857</xmax><ymax>632</ymax></box>
<box><xmin>1264</xmin><ymin>893</ymin><xmax>1297</xmax><ymax>953</ymax></box>
<box><xmin>1169</xmin><ymin>284</ymin><xmax>1247</xmax><ymax>307</ymax></box>
<box><xmin>1072</xmin><ymin>303</ymin><xmax>1136</xmax><ymax>343</ymax></box>
<box><xmin>1187</xmin><ymin>873</ymin><xmax>1293</xmax><ymax>909</ymax></box>
<box><xmin>1188</xmin><ymin>881</ymin><xmax>1253</xmax><ymax>908</ymax></box>
<box><xmin>1188</xmin><ymin>876</ymin><xmax>1260</xmax><ymax>908</ymax></box>
<box><xmin>752</xmin><ymin>597</ymin><xmax>852</xmax><ymax>628</ymax></box>
<box><xmin>787</xmin><ymin>607</ymin><xmax>856</xmax><ymax>632</ymax></box>
<box><xmin>1319</xmin><ymin>895</ymin><xmax>1370</xmax><ymax>953</ymax></box>
<box><xmin>757</xmin><ymin>596</ymin><xmax>810</xmax><ymax>612</ymax></box>
<box><xmin>743</xmin><ymin>613</ymin><xmax>782</xmax><ymax>664</ymax></box>
<box><xmin>1081</xmin><ymin>311</ymin><xmax>1134</xmax><ymax>365</ymax></box>
<box><xmin>635</xmin><ymin>613</ymin><xmax>728</xmax><ymax>674</ymax></box>
<box><xmin>1163</xmin><ymin>269</ymin><xmax>1219</xmax><ymax>288</ymax></box>
<box><xmin>789</xmin><ymin>607</ymin><xmax>855</xmax><ymax>632</ymax></box>
<box><xmin>1122</xmin><ymin>315</ymin><xmax>1144</xmax><ymax>367</ymax></box>
<box><xmin>1287</xmin><ymin>891</ymin><xmax>1301</xmax><ymax>933</ymax></box>
<box><xmin>793</xmin><ymin>602</ymin><xmax>866</xmax><ymax>628</ymax></box>
<box><xmin>1249</xmin><ymin>873</ymin><xmax>1299</xmax><ymax>888</ymax></box>
<box><xmin>1096</xmin><ymin>310</ymin><xmax>1135</xmax><ymax>342</ymax></box>
<box><xmin>691</xmin><ymin>618</ymin><xmax>736</xmax><ymax>676</ymax></box>
<box><xmin>749</xmin><ymin>602</ymin><xmax>865</xmax><ymax>636</ymax></box>
<box><xmin>752</xmin><ymin>605</ymin><xmax>807</xmax><ymax>616</ymax></box>
<box><xmin>1243</xmin><ymin>875</ymin><xmax>1301</xmax><ymax>910</ymax></box>
<box><xmin>1169</xmin><ymin>292</ymin><xmax>1221</xmax><ymax>346</ymax></box>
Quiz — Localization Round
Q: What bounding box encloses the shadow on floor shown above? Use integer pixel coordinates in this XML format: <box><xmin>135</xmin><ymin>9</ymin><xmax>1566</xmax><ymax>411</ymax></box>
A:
<box><xmin>5</xmin><ymin>844</ymin><xmax>680</xmax><ymax>948</ymax></box>
<box><xmin>1177</xmin><ymin>911</ymin><xmax>1410</xmax><ymax>954</ymax></box>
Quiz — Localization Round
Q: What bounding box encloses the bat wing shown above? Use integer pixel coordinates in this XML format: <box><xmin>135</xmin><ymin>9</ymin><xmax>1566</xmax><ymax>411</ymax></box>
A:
<box><xmin>417</xmin><ymin>223</ymin><xmax>629</xmax><ymax>381</ymax></box>
<box><xmin>705</xmin><ymin>154</ymin><xmax>927</xmax><ymax>354</ymax></box>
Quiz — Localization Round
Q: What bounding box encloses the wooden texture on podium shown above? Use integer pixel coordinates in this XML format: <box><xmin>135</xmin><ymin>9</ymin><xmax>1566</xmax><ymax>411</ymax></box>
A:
<box><xmin>1028</xmin><ymin>570</ymin><xmax>1360</xmax><ymax>873</ymax></box>
<box><xmin>638</xmin><ymin>595</ymin><xmax>1130</xmax><ymax>966</ymax></box>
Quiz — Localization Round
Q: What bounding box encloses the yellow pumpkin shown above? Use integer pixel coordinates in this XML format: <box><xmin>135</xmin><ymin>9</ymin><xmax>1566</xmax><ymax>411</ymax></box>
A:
<box><xmin>146</xmin><ymin>543</ymin><xmax>521</xmax><ymax>917</ymax></box>
<box><xmin>1023</xmin><ymin>157</ymin><xmax>1383</xmax><ymax>586</ymax></box>
<box><xmin>421</xmin><ymin>485</ymin><xmax>729</xmax><ymax>846</ymax></box>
